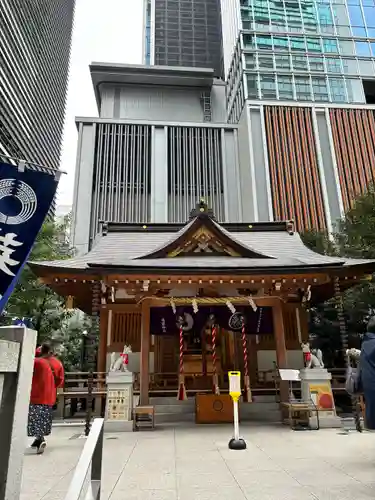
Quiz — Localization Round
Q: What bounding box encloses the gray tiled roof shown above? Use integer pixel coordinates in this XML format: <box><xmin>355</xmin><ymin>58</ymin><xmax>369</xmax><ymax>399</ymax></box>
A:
<box><xmin>31</xmin><ymin>227</ymin><xmax>374</xmax><ymax>272</ymax></box>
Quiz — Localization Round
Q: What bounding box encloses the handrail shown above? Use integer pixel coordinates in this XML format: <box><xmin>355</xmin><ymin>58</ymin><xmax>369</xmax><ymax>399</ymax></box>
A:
<box><xmin>64</xmin><ymin>418</ymin><xmax>104</xmax><ymax>500</ymax></box>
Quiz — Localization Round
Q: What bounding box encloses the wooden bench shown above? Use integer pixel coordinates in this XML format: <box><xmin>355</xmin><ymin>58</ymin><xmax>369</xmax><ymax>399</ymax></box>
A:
<box><xmin>133</xmin><ymin>406</ymin><xmax>155</xmax><ymax>431</ymax></box>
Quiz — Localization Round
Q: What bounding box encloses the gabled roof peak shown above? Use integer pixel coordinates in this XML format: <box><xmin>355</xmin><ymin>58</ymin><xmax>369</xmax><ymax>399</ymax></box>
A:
<box><xmin>189</xmin><ymin>200</ymin><xmax>216</xmax><ymax>220</ymax></box>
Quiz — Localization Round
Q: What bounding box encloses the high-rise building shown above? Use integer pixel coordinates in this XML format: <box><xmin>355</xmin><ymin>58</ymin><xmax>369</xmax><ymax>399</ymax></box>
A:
<box><xmin>221</xmin><ymin>0</ymin><xmax>375</xmax><ymax>233</ymax></box>
<box><xmin>0</xmin><ymin>0</ymin><xmax>75</xmax><ymax>170</ymax></box>
<box><xmin>143</xmin><ymin>0</ymin><xmax>224</xmax><ymax>79</ymax></box>
<box><xmin>223</xmin><ymin>0</ymin><xmax>375</xmax><ymax>108</ymax></box>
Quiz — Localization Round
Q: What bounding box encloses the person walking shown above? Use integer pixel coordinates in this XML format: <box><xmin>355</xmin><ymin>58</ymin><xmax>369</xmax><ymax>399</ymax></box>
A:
<box><xmin>27</xmin><ymin>343</ymin><xmax>64</xmax><ymax>454</ymax></box>
<box><xmin>356</xmin><ymin>317</ymin><xmax>375</xmax><ymax>430</ymax></box>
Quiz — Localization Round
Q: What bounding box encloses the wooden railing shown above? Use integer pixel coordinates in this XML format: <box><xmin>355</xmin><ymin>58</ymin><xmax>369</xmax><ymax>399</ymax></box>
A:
<box><xmin>56</xmin><ymin>372</ymin><xmax>107</xmax><ymax>419</ymax></box>
<box><xmin>56</xmin><ymin>367</ymin><xmax>349</xmax><ymax>419</ymax></box>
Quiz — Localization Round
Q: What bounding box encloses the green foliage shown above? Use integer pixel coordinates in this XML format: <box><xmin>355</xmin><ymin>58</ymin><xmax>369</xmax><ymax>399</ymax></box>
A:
<box><xmin>301</xmin><ymin>187</ymin><xmax>375</xmax><ymax>364</ymax></box>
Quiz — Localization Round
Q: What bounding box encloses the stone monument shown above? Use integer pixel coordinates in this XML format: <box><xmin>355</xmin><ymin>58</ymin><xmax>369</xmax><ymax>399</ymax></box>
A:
<box><xmin>105</xmin><ymin>345</ymin><xmax>134</xmax><ymax>432</ymax></box>
<box><xmin>299</xmin><ymin>343</ymin><xmax>341</xmax><ymax>428</ymax></box>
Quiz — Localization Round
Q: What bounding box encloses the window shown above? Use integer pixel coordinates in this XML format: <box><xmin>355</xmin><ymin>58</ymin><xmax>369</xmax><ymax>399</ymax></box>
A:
<box><xmin>312</xmin><ymin>77</ymin><xmax>329</xmax><ymax>101</ymax></box>
<box><xmin>243</xmin><ymin>34</ymin><xmax>256</xmax><ymax>49</ymax></box>
<box><xmin>277</xmin><ymin>75</ymin><xmax>294</xmax><ymax>99</ymax></box>
<box><xmin>306</xmin><ymin>38</ymin><xmax>322</xmax><ymax>52</ymax></box>
<box><xmin>290</xmin><ymin>37</ymin><xmax>306</xmax><ymax>51</ymax></box>
<box><xmin>275</xmin><ymin>55</ymin><xmax>291</xmax><ymax>70</ymax></box>
<box><xmin>325</xmin><ymin>57</ymin><xmax>342</xmax><ymax>73</ymax></box>
<box><xmin>273</xmin><ymin>37</ymin><xmax>289</xmax><ymax>50</ymax></box>
<box><xmin>245</xmin><ymin>54</ymin><xmax>256</xmax><ymax>69</ymax></box>
<box><xmin>246</xmin><ymin>75</ymin><xmax>259</xmax><ymax>98</ymax></box>
<box><xmin>258</xmin><ymin>54</ymin><xmax>275</xmax><ymax>69</ymax></box>
<box><xmin>371</xmin><ymin>43</ymin><xmax>375</xmax><ymax>56</ymax></box>
<box><xmin>256</xmin><ymin>35</ymin><xmax>273</xmax><ymax>49</ymax></box>
<box><xmin>358</xmin><ymin>60</ymin><xmax>375</xmax><ymax>75</ymax></box>
<box><xmin>342</xmin><ymin>58</ymin><xmax>359</xmax><ymax>74</ymax></box>
<box><xmin>346</xmin><ymin>79</ymin><xmax>366</xmax><ymax>103</ymax></box>
<box><xmin>309</xmin><ymin>56</ymin><xmax>325</xmax><ymax>71</ymax></box>
<box><xmin>356</xmin><ymin>41</ymin><xmax>371</xmax><ymax>56</ymax></box>
<box><xmin>329</xmin><ymin>77</ymin><xmax>347</xmax><ymax>101</ymax></box>
<box><xmin>364</xmin><ymin>6</ymin><xmax>375</xmax><ymax>27</ymax></box>
<box><xmin>339</xmin><ymin>39</ymin><xmax>355</xmax><ymax>55</ymax></box>
<box><xmin>292</xmin><ymin>55</ymin><xmax>309</xmax><ymax>71</ymax></box>
<box><xmin>295</xmin><ymin>76</ymin><xmax>312</xmax><ymax>100</ymax></box>
<box><xmin>260</xmin><ymin>75</ymin><xmax>277</xmax><ymax>98</ymax></box>
<box><xmin>323</xmin><ymin>39</ymin><xmax>339</xmax><ymax>53</ymax></box>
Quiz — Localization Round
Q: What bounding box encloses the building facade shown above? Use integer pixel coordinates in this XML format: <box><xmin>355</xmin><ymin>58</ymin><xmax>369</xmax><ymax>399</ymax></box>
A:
<box><xmin>220</xmin><ymin>0</ymin><xmax>375</xmax><ymax>232</ymax></box>
<box><xmin>72</xmin><ymin>63</ymin><xmax>240</xmax><ymax>253</ymax></box>
<box><xmin>143</xmin><ymin>0</ymin><xmax>224</xmax><ymax>79</ymax></box>
<box><xmin>0</xmin><ymin>0</ymin><xmax>75</xmax><ymax>169</ymax></box>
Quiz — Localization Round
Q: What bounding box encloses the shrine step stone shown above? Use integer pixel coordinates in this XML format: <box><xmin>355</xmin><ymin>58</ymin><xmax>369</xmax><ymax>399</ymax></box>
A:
<box><xmin>150</xmin><ymin>397</ymin><xmax>196</xmax><ymax>424</ymax></box>
<box><xmin>240</xmin><ymin>399</ymin><xmax>281</xmax><ymax>423</ymax></box>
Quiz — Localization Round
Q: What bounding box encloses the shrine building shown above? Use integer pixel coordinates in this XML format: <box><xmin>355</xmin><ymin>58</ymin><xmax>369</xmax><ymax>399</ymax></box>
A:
<box><xmin>31</xmin><ymin>201</ymin><xmax>375</xmax><ymax>419</ymax></box>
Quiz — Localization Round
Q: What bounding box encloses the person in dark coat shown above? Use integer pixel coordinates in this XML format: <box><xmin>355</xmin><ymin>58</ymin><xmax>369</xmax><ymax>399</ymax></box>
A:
<box><xmin>358</xmin><ymin>317</ymin><xmax>375</xmax><ymax>430</ymax></box>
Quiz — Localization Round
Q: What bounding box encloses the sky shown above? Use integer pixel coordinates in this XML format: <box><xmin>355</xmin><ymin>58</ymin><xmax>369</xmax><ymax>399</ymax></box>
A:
<box><xmin>57</xmin><ymin>0</ymin><xmax>144</xmax><ymax>208</ymax></box>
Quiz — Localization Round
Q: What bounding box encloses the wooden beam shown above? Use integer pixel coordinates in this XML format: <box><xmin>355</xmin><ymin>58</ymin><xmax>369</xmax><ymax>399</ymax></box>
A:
<box><xmin>272</xmin><ymin>298</ymin><xmax>289</xmax><ymax>404</ymax></box>
<box><xmin>140</xmin><ymin>299</ymin><xmax>151</xmax><ymax>405</ymax></box>
<box><xmin>98</xmin><ymin>307</ymin><xmax>108</xmax><ymax>375</ymax></box>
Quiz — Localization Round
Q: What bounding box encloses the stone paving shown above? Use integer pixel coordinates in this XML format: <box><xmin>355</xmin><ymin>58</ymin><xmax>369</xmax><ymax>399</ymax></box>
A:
<box><xmin>20</xmin><ymin>423</ymin><xmax>375</xmax><ymax>500</ymax></box>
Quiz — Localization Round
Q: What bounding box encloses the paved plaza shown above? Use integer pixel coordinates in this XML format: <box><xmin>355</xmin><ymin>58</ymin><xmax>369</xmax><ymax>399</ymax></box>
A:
<box><xmin>20</xmin><ymin>423</ymin><xmax>375</xmax><ymax>500</ymax></box>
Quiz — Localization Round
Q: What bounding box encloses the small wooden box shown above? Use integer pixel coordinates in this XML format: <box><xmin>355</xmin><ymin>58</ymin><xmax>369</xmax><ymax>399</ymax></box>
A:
<box><xmin>195</xmin><ymin>394</ymin><xmax>233</xmax><ymax>424</ymax></box>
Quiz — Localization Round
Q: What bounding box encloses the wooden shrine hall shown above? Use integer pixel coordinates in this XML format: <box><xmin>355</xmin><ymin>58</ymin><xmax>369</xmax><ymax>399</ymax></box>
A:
<box><xmin>31</xmin><ymin>201</ymin><xmax>375</xmax><ymax>410</ymax></box>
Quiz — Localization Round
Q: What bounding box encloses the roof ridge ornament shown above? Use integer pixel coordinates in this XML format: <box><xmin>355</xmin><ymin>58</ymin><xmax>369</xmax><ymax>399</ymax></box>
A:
<box><xmin>189</xmin><ymin>199</ymin><xmax>215</xmax><ymax>220</ymax></box>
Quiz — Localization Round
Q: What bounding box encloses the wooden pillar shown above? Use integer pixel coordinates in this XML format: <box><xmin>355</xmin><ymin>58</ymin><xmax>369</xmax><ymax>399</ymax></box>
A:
<box><xmin>97</xmin><ymin>307</ymin><xmax>108</xmax><ymax>375</ymax></box>
<box><xmin>140</xmin><ymin>300</ymin><xmax>151</xmax><ymax>406</ymax></box>
<box><xmin>272</xmin><ymin>298</ymin><xmax>289</xmax><ymax>403</ymax></box>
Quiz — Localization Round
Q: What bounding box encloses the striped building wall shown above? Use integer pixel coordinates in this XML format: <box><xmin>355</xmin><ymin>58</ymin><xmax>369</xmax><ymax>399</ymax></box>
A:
<box><xmin>72</xmin><ymin>119</ymin><xmax>240</xmax><ymax>254</ymax></box>
<box><xmin>239</xmin><ymin>103</ymin><xmax>375</xmax><ymax>232</ymax></box>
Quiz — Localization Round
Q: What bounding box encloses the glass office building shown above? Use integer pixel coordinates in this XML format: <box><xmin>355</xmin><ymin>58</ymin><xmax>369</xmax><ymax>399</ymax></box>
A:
<box><xmin>0</xmin><ymin>0</ymin><xmax>75</xmax><ymax>169</ymax></box>
<box><xmin>224</xmin><ymin>0</ymin><xmax>375</xmax><ymax>111</ymax></box>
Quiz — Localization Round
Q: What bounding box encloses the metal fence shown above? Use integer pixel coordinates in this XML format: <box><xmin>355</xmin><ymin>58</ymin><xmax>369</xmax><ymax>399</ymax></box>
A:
<box><xmin>64</xmin><ymin>418</ymin><xmax>104</xmax><ymax>500</ymax></box>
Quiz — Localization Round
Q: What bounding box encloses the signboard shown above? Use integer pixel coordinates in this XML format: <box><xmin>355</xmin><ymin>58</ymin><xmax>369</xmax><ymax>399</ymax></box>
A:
<box><xmin>0</xmin><ymin>161</ymin><xmax>59</xmax><ymax>312</ymax></box>
<box><xmin>228</xmin><ymin>371</ymin><xmax>241</xmax><ymax>397</ymax></box>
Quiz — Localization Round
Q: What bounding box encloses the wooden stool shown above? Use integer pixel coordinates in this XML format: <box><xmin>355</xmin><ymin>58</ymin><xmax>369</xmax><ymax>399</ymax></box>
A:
<box><xmin>133</xmin><ymin>406</ymin><xmax>155</xmax><ymax>431</ymax></box>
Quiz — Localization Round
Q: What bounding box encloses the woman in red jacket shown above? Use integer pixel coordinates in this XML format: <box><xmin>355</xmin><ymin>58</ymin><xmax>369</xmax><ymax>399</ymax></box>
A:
<box><xmin>27</xmin><ymin>344</ymin><xmax>57</xmax><ymax>454</ymax></box>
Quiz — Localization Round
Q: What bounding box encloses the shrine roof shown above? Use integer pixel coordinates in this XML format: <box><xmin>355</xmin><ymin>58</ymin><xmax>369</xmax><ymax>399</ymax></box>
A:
<box><xmin>30</xmin><ymin>202</ymin><xmax>375</xmax><ymax>277</ymax></box>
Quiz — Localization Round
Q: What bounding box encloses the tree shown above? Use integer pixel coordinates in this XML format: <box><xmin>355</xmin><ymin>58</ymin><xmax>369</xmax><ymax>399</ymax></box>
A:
<box><xmin>301</xmin><ymin>187</ymin><xmax>375</xmax><ymax>364</ymax></box>
<box><xmin>2</xmin><ymin>218</ymin><xmax>74</xmax><ymax>342</ymax></box>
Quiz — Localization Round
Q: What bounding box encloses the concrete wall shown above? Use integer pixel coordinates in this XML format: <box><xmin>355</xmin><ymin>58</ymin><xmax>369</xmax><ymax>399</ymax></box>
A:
<box><xmin>71</xmin><ymin>122</ymin><xmax>96</xmax><ymax>254</ymax></box>
<box><xmin>98</xmin><ymin>81</ymin><xmax>227</xmax><ymax>124</ymax></box>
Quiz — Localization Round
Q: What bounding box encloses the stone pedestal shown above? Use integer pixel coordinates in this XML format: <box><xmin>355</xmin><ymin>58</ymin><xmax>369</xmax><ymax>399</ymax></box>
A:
<box><xmin>299</xmin><ymin>368</ymin><xmax>341</xmax><ymax>428</ymax></box>
<box><xmin>105</xmin><ymin>371</ymin><xmax>134</xmax><ymax>432</ymax></box>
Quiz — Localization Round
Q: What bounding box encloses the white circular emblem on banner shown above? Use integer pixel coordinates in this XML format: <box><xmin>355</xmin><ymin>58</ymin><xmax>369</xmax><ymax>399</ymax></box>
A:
<box><xmin>0</xmin><ymin>179</ymin><xmax>38</xmax><ymax>225</ymax></box>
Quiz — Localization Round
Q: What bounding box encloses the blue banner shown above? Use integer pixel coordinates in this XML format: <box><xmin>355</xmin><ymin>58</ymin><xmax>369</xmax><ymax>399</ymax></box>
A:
<box><xmin>0</xmin><ymin>161</ymin><xmax>58</xmax><ymax>313</ymax></box>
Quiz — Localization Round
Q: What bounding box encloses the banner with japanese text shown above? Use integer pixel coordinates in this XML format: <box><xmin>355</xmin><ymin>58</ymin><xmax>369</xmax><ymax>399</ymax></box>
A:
<box><xmin>0</xmin><ymin>161</ymin><xmax>59</xmax><ymax>313</ymax></box>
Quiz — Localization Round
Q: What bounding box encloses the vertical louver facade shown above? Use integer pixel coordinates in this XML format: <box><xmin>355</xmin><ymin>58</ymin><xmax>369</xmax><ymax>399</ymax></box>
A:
<box><xmin>167</xmin><ymin>127</ymin><xmax>224</xmax><ymax>222</ymax></box>
<box><xmin>264</xmin><ymin>106</ymin><xmax>326</xmax><ymax>231</ymax></box>
<box><xmin>0</xmin><ymin>0</ymin><xmax>75</xmax><ymax>169</ymax></box>
<box><xmin>91</xmin><ymin>124</ymin><xmax>152</xmax><ymax>237</ymax></box>
<box><xmin>329</xmin><ymin>108</ymin><xmax>375</xmax><ymax>212</ymax></box>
